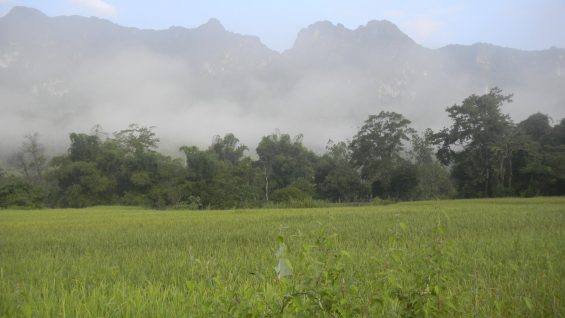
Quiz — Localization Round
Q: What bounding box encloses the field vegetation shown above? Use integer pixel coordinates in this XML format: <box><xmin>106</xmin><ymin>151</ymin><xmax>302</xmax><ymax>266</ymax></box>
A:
<box><xmin>1</xmin><ymin>197</ymin><xmax>564</xmax><ymax>316</ymax></box>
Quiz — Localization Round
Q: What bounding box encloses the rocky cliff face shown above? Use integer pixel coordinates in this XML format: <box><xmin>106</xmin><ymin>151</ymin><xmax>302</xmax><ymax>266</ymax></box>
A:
<box><xmin>1</xmin><ymin>6</ymin><xmax>564</xmax><ymax>154</ymax></box>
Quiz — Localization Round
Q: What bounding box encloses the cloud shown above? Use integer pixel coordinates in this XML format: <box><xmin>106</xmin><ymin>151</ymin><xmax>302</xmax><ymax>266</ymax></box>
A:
<box><xmin>386</xmin><ymin>3</ymin><xmax>466</xmax><ymax>46</ymax></box>
<box><xmin>428</xmin><ymin>3</ymin><xmax>465</xmax><ymax>16</ymax></box>
<box><xmin>384</xmin><ymin>9</ymin><xmax>406</xmax><ymax>19</ymax></box>
<box><xmin>70</xmin><ymin>0</ymin><xmax>117</xmax><ymax>17</ymax></box>
<box><xmin>408</xmin><ymin>16</ymin><xmax>441</xmax><ymax>39</ymax></box>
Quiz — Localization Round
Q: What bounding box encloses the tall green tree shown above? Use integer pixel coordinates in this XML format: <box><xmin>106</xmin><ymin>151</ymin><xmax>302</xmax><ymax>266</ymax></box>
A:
<box><xmin>49</xmin><ymin>125</ymin><xmax>188</xmax><ymax>208</ymax></box>
<box><xmin>113</xmin><ymin>124</ymin><xmax>159</xmax><ymax>157</ymax></box>
<box><xmin>180</xmin><ymin>134</ymin><xmax>262</xmax><ymax>208</ymax></box>
<box><xmin>349</xmin><ymin>111</ymin><xmax>415</xmax><ymax>198</ymax></box>
<box><xmin>69</xmin><ymin>133</ymin><xmax>101</xmax><ymax>162</ymax></box>
<box><xmin>410</xmin><ymin>129</ymin><xmax>454</xmax><ymax>199</ymax></box>
<box><xmin>518</xmin><ymin>113</ymin><xmax>552</xmax><ymax>142</ymax></box>
<box><xmin>256</xmin><ymin>133</ymin><xmax>318</xmax><ymax>201</ymax></box>
<box><xmin>50</xmin><ymin>130</ymin><xmax>115</xmax><ymax>207</ymax></box>
<box><xmin>13</xmin><ymin>133</ymin><xmax>48</xmax><ymax>184</ymax></box>
<box><xmin>0</xmin><ymin>165</ymin><xmax>43</xmax><ymax>208</ymax></box>
<box><xmin>209</xmin><ymin>133</ymin><xmax>248</xmax><ymax>165</ymax></box>
<box><xmin>512</xmin><ymin>114</ymin><xmax>565</xmax><ymax>196</ymax></box>
<box><xmin>388</xmin><ymin>160</ymin><xmax>419</xmax><ymax>200</ymax></box>
<box><xmin>49</xmin><ymin>159</ymin><xmax>114</xmax><ymax>207</ymax></box>
<box><xmin>316</xmin><ymin>141</ymin><xmax>367</xmax><ymax>202</ymax></box>
<box><xmin>434</xmin><ymin>88</ymin><xmax>513</xmax><ymax>197</ymax></box>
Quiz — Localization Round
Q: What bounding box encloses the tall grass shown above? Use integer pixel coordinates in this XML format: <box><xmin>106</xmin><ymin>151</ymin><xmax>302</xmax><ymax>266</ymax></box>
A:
<box><xmin>0</xmin><ymin>197</ymin><xmax>564</xmax><ymax>316</ymax></box>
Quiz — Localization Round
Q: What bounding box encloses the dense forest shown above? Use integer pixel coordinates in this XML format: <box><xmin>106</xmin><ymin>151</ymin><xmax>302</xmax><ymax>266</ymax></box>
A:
<box><xmin>1</xmin><ymin>88</ymin><xmax>564</xmax><ymax>209</ymax></box>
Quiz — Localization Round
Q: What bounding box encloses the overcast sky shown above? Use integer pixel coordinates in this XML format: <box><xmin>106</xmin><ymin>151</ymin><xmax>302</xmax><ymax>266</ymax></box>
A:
<box><xmin>1</xmin><ymin>0</ymin><xmax>564</xmax><ymax>52</ymax></box>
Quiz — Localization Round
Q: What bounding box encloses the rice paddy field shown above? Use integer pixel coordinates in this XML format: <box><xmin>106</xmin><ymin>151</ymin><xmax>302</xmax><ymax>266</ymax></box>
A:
<box><xmin>0</xmin><ymin>197</ymin><xmax>564</xmax><ymax>317</ymax></box>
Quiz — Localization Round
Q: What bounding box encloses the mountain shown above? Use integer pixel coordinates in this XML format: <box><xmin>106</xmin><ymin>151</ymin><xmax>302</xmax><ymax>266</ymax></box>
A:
<box><xmin>1</xmin><ymin>6</ymin><xmax>564</xmax><ymax>155</ymax></box>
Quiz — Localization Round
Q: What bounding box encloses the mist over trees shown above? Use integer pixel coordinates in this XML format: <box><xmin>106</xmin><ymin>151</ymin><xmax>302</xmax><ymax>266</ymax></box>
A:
<box><xmin>1</xmin><ymin>89</ymin><xmax>564</xmax><ymax>209</ymax></box>
<box><xmin>1</xmin><ymin>7</ymin><xmax>565</xmax><ymax>156</ymax></box>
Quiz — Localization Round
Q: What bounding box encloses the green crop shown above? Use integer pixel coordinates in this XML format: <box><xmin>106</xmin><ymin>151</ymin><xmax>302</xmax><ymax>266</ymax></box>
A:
<box><xmin>0</xmin><ymin>197</ymin><xmax>564</xmax><ymax>316</ymax></box>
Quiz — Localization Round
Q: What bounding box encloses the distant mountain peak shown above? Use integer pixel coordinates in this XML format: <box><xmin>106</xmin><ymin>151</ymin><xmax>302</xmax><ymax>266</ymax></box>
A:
<box><xmin>301</xmin><ymin>21</ymin><xmax>348</xmax><ymax>35</ymax></box>
<box><xmin>291</xmin><ymin>20</ymin><xmax>349</xmax><ymax>49</ymax></box>
<box><xmin>291</xmin><ymin>19</ymin><xmax>416</xmax><ymax>52</ymax></box>
<box><xmin>309</xmin><ymin>20</ymin><xmax>339</xmax><ymax>30</ymax></box>
<box><xmin>0</xmin><ymin>6</ymin><xmax>563</xmax><ymax>149</ymax></box>
<box><xmin>197</xmin><ymin>18</ymin><xmax>225</xmax><ymax>33</ymax></box>
<box><xmin>355</xmin><ymin>20</ymin><xmax>415</xmax><ymax>45</ymax></box>
<box><xmin>361</xmin><ymin>19</ymin><xmax>403</xmax><ymax>36</ymax></box>
<box><xmin>364</xmin><ymin>19</ymin><xmax>398</xmax><ymax>29</ymax></box>
<box><xmin>3</xmin><ymin>6</ymin><xmax>47</xmax><ymax>19</ymax></box>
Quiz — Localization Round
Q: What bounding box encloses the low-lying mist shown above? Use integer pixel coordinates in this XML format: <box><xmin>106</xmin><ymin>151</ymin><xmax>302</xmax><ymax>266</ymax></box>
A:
<box><xmin>1</xmin><ymin>7</ymin><xmax>564</xmax><ymax>162</ymax></box>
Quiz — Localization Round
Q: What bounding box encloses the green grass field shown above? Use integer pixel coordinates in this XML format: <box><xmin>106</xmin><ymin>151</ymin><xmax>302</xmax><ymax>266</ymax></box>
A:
<box><xmin>1</xmin><ymin>198</ymin><xmax>564</xmax><ymax>317</ymax></box>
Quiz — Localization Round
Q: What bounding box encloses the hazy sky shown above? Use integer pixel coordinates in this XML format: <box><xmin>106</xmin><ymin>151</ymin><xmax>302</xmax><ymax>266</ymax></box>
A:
<box><xmin>1</xmin><ymin>0</ymin><xmax>564</xmax><ymax>52</ymax></box>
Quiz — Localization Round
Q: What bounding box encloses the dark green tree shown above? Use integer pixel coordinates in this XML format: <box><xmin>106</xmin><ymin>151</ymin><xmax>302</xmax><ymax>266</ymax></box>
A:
<box><xmin>0</xmin><ymin>166</ymin><xmax>43</xmax><ymax>208</ymax></box>
<box><xmin>180</xmin><ymin>134</ymin><xmax>262</xmax><ymax>209</ymax></box>
<box><xmin>434</xmin><ymin>88</ymin><xmax>514</xmax><ymax>197</ymax></box>
<box><xmin>113</xmin><ymin>124</ymin><xmax>159</xmax><ymax>157</ymax></box>
<box><xmin>349</xmin><ymin>111</ymin><xmax>415</xmax><ymax>199</ymax></box>
<box><xmin>49</xmin><ymin>159</ymin><xmax>114</xmax><ymax>207</ymax></box>
<box><xmin>69</xmin><ymin>133</ymin><xmax>101</xmax><ymax>162</ymax></box>
<box><xmin>256</xmin><ymin>133</ymin><xmax>318</xmax><ymax>201</ymax></box>
<box><xmin>547</xmin><ymin>118</ymin><xmax>565</xmax><ymax>145</ymax></box>
<box><xmin>389</xmin><ymin>160</ymin><xmax>419</xmax><ymax>201</ymax></box>
<box><xmin>316</xmin><ymin>141</ymin><xmax>367</xmax><ymax>202</ymax></box>
<box><xmin>518</xmin><ymin>113</ymin><xmax>552</xmax><ymax>142</ymax></box>
<box><xmin>180</xmin><ymin>146</ymin><xmax>219</xmax><ymax>182</ymax></box>
<box><xmin>209</xmin><ymin>133</ymin><xmax>248</xmax><ymax>165</ymax></box>
<box><xmin>410</xmin><ymin>129</ymin><xmax>454</xmax><ymax>199</ymax></box>
<box><xmin>512</xmin><ymin>115</ymin><xmax>565</xmax><ymax>196</ymax></box>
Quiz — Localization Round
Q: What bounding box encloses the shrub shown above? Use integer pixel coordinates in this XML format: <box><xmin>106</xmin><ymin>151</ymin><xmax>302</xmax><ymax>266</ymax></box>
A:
<box><xmin>0</xmin><ymin>181</ymin><xmax>43</xmax><ymax>209</ymax></box>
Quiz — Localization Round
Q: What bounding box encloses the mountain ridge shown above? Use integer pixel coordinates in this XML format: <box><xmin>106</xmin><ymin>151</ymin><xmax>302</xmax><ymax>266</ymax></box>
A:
<box><xmin>5</xmin><ymin>6</ymin><xmax>563</xmax><ymax>53</ymax></box>
<box><xmin>0</xmin><ymin>6</ymin><xmax>564</xmax><ymax>156</ymax></box>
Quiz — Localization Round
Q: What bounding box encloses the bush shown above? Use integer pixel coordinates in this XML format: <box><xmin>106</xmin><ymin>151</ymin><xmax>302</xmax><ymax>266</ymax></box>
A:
<box><xmin>173</xmin><ymin>196</ymin><xmax>202</xmax><ymax>210</ymax></box>
<box><xmin>370</xmin><ymin>197</ymin><xmax>395</xmax><ymax>206</ymax></box>
<box><xmin>120</xmin><ymin>192</ymin><xmax>146</xmax><ymax>206</ymax></box>
<box><xmin>265</xmin><ymin>198</ymin><xmax>331</xmax><ymax>209</ymax></box>
<box><xmin>493</xmin><ymin>186</ymin><xmax>516</xmax><ymax>197</ymax></box>
<box><xmin>275</xmin><ymin>229</ymin><xmax>362</xmax><ymax>316</ymax></box>
<box><xmin>0</xmin><ymin>181</ymin><xmax>43</xmax><ymax>209</ymax></box>
<box><xmin>271</xmin><ymin>186</ymin><xmax>310</xmax><ymax>203</ymax></box>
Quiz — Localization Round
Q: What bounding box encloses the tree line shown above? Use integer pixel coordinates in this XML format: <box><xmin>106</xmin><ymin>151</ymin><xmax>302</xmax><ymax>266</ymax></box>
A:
<box><xmin>1</xmin><ymin>88</ymin><xmax>564</xmax><ymax>209</ymax></box>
